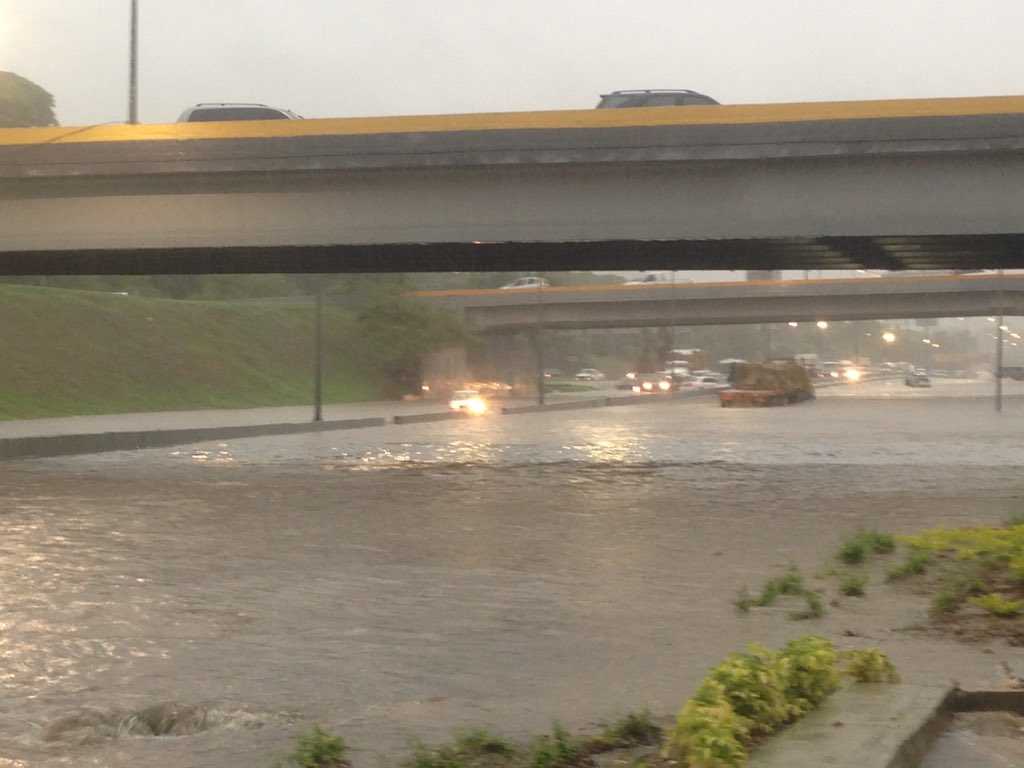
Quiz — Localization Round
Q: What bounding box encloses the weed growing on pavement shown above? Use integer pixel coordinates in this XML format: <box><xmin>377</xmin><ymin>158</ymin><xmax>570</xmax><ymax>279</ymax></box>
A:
<box><xmin>734</xmin><ymin>564</ymin><xmax>826</xmax><ymax>620</ymax></box>
<box><xmin>837</xmin><ymin>571</ymin><xmax>868</xmax><ymax>597</ymax></box>
<box><xmin>969</xmin><ymin>592</ymin><xmax>1024</xmax><ymax>617</ymax></box>
<box><xmin>275</xmin><ymin>723</ymin><xmax>349</xmax><ymax>768</ymax></box>
<box><xmin>593</xmin><ymin>710</ymin><xmax>662</xmax><ymax>748</ymax></box>
<box><xmin>529</xmin><ymin>723</ymin><xmax>589</xmax><ymax>768</ymax></box>
<box><xmin>886</xmin><ymin>548</ymin><xmax>931</xmax><ymax>580</ymax></box>
<box><xmin>406</xmin><ymin>741</ymin><xmax>467</xmax><ymax>768</ymax></box>
<box><xmin>836</xmin><ymin>530</ymin><xmax>895</xmax><ymax>565</ymax></box>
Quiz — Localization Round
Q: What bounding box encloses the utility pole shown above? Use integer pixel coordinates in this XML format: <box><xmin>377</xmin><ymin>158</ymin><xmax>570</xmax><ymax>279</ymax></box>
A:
<box><xmin>128</xmin><ymin>0</ymin><xmax>139</xmax><ymax>124</ymax></box>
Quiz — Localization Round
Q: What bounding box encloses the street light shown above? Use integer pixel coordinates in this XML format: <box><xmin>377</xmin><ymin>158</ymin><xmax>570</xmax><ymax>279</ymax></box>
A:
<box><xmin>816</xmin><ymin>321</ymin><xmax>828</xmax><ymax>358</ymax></box>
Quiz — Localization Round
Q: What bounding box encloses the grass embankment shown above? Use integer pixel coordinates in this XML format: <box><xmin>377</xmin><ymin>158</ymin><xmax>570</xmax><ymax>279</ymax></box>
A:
<box><xmin>0</xmin><ymin>284</ymin><xmax>379</xmax><ymax>420</ymax></box>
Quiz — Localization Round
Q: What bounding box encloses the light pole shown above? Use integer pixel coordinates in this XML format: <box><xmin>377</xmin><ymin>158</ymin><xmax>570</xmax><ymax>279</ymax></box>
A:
<box><xmin>535</xmin><ymin>276</ymin><xmax>545</xmax><ymax>406</ymax></box>
<box><xmin>313</xmin><ymin>284</ymin><xmax>323</xmax><ymax>422</ymax></box>
<box><xmin>128</xmin><ymin>0</ymin><xmax>139</xmax><ymax>124</ymax></box>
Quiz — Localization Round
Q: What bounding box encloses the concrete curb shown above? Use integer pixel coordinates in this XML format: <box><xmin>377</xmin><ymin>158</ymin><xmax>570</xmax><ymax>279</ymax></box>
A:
<box><xmin>0</xmin><ymin>390</ymin><xmax>713</xmax><ymax>460</ymax></box>
<box><xmin>501</xmin><ymin>398</ymin><xmax>607</xmax><ymax>415</ymax></box>
<box><xmin>747</xmin><ymin>686</ymin><xmax>1024</xmax><ymax>768</ymax></box>
<box><xmin>0</xmin><ymin>417</ymin><xmax>385</xmax><ymax>460</ymax></box>
<box><xmin>393</xmin><ymin>411</ymin><xmax>469</xmax><ymax>424</ymax></box>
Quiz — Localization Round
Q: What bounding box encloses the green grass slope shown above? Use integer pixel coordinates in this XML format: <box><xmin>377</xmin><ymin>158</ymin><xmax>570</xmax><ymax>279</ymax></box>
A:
<box><xmin>0</xmin><ymin>285</ymin><xmax>379</xmax><ymax>420</ymax></box>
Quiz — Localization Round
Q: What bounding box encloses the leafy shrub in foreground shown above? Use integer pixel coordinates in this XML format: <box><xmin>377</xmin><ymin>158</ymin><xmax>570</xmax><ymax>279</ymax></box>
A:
<box><xmin>969</xmin><ymin>592</ymin><xmax>1024</xmax><ymax>617</ymax></box>
<box><xmin>841</xmin><ymin>648</ymin><xmax>901</xmax><ymax>683</ymax></box>
<box><xmin>665</xmin><ymin>636</ymin><xmax>891</xmax><ymax>768</ymax></box>
<box><xmin>276</xmin><ymin>723</ymin><xmax>349</xmax><ymax>768</ymax></box>
<box><xmin>779</xmin><ymin>635</ymin><xmax>840</xmax><ymax>715</ymax></box>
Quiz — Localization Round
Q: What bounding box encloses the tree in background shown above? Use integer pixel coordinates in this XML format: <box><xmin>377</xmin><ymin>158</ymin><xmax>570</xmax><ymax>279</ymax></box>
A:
<box><xmin>356</xmin><ymin>292</ymin><xmax>472</xmax><ymax>397</ymax></box>
<box><xmin>0</xmin><ymin>72</ymin><xmax>58</xmax><ymax>127</ymax></box>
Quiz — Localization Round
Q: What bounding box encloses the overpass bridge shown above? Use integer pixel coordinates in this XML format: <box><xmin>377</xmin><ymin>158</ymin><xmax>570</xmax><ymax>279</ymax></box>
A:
<box><xmin>411</xmin><ymin>273</ymin><xmax>1024</xmax><ymax>330</ymax></box>
<box><xmin>3</xmin><ymin>96</ymin><xmax>1024</xmax><ymax>275</ymax></box>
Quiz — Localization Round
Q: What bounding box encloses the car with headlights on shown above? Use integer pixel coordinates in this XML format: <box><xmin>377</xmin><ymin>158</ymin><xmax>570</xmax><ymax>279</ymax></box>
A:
<box><xmin>448</xmin><ymin>390</ymin><xmax>487</xmax><ymax>414</ymax></box>
<box><xmin>631</xmin><ymin>373</ymin><xmax>676</xmax><ymax>393</ymax></box>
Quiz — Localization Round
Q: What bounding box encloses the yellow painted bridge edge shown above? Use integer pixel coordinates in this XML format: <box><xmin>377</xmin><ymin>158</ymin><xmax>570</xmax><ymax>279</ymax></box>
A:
<box><xmin>3</xmin><ymin>95</ymin><xmax>1024</xmax><ymax>147</ymax></box>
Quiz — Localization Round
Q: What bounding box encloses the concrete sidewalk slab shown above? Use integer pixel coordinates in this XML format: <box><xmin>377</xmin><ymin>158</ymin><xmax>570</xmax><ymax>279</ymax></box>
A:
<box><xmin>747</xmin><ymin>684</ymin><xmax>953</xmax><ymax>768</ymax></box>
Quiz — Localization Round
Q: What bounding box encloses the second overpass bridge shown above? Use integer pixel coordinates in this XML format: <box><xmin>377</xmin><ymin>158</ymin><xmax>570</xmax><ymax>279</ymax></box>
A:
<box><xmin>411</xmin><ymin>273</ymin><xmax>1024</xmax><ymax>330</ymax></box>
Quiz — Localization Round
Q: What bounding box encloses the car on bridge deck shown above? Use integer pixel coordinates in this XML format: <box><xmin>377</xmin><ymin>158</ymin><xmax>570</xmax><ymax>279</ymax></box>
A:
<box><xmin>596</xmin><ymin>89</ymin><xmax>719</xmax><ymax>108</ymax></box>
<box><xmin>177</xmin><ymin>103</ymin><xmax>302</xmax><ymax>122</ymax></box>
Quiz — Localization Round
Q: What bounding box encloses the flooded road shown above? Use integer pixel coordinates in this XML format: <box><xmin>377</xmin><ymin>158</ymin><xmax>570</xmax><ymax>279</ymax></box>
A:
<box><xmin>1</xmin><ymin>386</ymin><xmax>1022</xmax><ymax>767</ymax></box>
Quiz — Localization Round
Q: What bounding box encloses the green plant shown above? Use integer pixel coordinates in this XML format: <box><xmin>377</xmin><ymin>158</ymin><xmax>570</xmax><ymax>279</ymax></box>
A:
<box><xmin>756</xmin><ymin>564</ymin><xmax>806</xmax><ymax>604</ymax></box>
<box><xmin>735</xmin><ymin>565</ymin><xmax>827</xmax><ymax>621</ymax></box>
<box><xmin>664</xmin><ymin>682</ymin><xmax>748</xmax><ymax>768</ymax></box>
<box><xmin>733</xmin><ymin>586</ymin><xmax>754</xmax><ymax>614</ymax></box>
<box><xmin>276</xmin><ymin>724</ymin><xmax>349</xmax><ymax>768</ymax></box>
<box><xmin>837</xmin><ymin>537</ymin><xmax>867</xmax><ymax>565</ymax></box>
<box><xmin>886</xmin><ymin>548</ymin><xmax>931</xmax><ymax>580</ymax></box>
<box><xmin>790</xmin><ymin>590</ymin><xmax>826</xmax><ymax>620</ymax></box>
<box><xmin>529</xmin><ymin>724</ymin><xmax>587</xmax><ymax>768</ymax></box>
<box><xmin>841</xmin><ymin>648</ymin><xmax>901</xmax><ymax>683</ymax></box>
<box><xmin>598</xmin><ymin>710</ymin><xmax>662</xmax><ymax>747</ymax></box>
<box><xmin>405</xmin><ymin>742</ymin><xmax>466</xmax><ymax>768</ymax></box>
<box><xmin>780</xmin><ymin>636</ymin><xmax>841</xmax><ymax>714</ymax></box>
<box><xmin>664</xmin><ymin>637</ymin><xmax>846</xmax><ymax>768</ymax></box>
<box><xmin>837</xmin><ymin>530</ymin><xmax>896</xmax><ymax>565</ymax></box>
<box><xmin>838</xmin><ymin>571</ymin><xmax>867</xmax><ymax>597</ymax></box>
<box><xmin>1005</xmin><ymin>513</ymin><xmax>1024</xmax><ymax>527</ymax></box>
<box><xmin>930</xmin><ymin>592</ymin><xmax>960</xmax><ymax>618</ymax></box>
<box><xmin>705</xmin><ymin>645</ymin><xmax>789</xmax><ymax>736</ymax></box>
<box><xmin>453</xmin><ymin>728</ymin><xmax>517</xmax><ymax>757</ymax></box>
<box><xmin>969</xmin><ymin>592</ymin><xmax>1024</xmax><ymax>617</ymax></box>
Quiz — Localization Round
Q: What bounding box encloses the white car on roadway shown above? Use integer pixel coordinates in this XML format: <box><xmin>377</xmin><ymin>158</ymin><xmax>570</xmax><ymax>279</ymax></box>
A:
<box><xmin>689</xmin><ymin>375</ymin><xmax>730</xmax><ymax>390</ymax></box>
<box><xmin>448</xmin><ymin>390</ymin><xmax>487</xmax><ymax>414</ymax></box>
<box><xmin>500</xmin><ymin>277</ymin><xmax>549</xmax><ymax>290</ymax></box>
<box><xmin>574</xmin><ymin>368</ymin><xmax>606</xmax><ymax>381</ymax></box>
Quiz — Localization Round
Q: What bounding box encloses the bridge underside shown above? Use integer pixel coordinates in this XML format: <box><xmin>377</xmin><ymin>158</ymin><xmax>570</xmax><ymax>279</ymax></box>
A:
<box><xmin>2</xmin><ymin>234</ymin><xmax>1023</xmax><ymax>276</ymax></box>
<box><xmin>6</xmin><ymin>98</ymin><xmax>1024</xmax><ymax>275</ymax></box>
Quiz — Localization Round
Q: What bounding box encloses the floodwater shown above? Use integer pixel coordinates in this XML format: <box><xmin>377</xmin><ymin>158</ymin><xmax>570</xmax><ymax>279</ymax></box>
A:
<box><xmin>0</xmin><ymin>383</ymin><xmax>1022</xmax><ymax>767</ymax></box>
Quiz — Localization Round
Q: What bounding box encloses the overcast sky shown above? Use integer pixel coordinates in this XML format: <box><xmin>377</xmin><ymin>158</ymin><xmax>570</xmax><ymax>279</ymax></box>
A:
<box><xmin>4</xmin><ymin>0</ymin><xmax>1024</xmax><ymax>126</ymax></box>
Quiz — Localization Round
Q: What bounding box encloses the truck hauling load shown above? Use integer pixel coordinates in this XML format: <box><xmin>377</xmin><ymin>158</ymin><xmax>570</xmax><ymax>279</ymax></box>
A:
<box><xmin>718</xmin><ymin>362</ymin><xmax>815</xmax><ymax>407</ymax></box>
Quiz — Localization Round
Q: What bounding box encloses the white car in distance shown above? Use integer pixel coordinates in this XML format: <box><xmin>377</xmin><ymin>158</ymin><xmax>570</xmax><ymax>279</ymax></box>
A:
<box><xmin>500</xmin><ymin>277</ymin><xmax>549</xmax><ymax>290</ymax></box>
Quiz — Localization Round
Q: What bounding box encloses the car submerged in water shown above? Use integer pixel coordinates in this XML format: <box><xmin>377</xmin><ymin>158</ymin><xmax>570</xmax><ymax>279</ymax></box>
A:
<box><xmin>448</xmin><ymin>390</ymin><xmax>487</xmax><ymax>414</ymax></box>
<box><xmin>905</xmin><ymin>370</ymin><xmax>931</xmax><ymax>388</ymax></box>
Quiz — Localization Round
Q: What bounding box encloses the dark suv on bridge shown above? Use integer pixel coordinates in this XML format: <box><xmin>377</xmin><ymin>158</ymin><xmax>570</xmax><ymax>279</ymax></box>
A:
<box><xmin>596</xmin><ymin>90</ymin><xmax>719</xmax><ymax>108</ymax></box>
<box><xmin>177</xmin><ymin>103</ymin><xmax>302</xmax><ymax>122</ymax></box>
